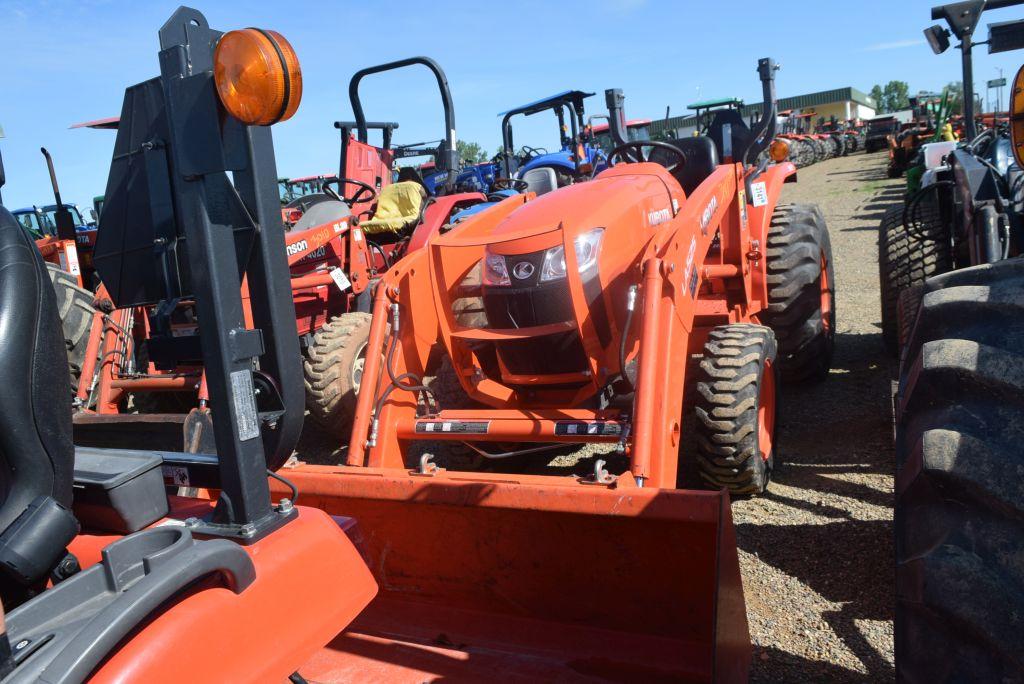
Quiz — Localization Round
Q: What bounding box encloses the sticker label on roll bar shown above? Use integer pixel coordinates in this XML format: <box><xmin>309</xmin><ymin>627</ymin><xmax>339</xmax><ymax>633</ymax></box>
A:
<box><xmin>554</xmin><ymin>421</ymin><xmax>622</xmax><ymax>436</ymax></box>
<box><xmin>415</xmin><ymin>420</ymin><xmax>490</xmax><ymax>434</ymax></box>
<box><xmin>230</xmin><ymin>370</ymin><xmax>260</xmax><ymax>441</ymax></box>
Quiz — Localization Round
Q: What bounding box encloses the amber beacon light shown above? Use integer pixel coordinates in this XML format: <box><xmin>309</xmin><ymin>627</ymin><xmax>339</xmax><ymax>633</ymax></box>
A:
<box><xmin>1010</xmin><ymin>64</ymin><xmax>1024</xmax><ymax>168</ymax></box>
<box><xmin>213</xmin><ymin>28</ymin><xmax>302</xmax><ymax>126</ymax></box>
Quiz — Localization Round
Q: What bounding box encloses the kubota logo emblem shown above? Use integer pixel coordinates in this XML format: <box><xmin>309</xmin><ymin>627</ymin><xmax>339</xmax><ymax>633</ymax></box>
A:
<box><xmin>647</xmin><ymin>207</ymin><xmax>671</xmax><ymax>226</ymax></box>
<box><xmin>512</xmin><ymin>261</ymin><xmax>535</xmax><ymax>280</ymax></box>
<box><xmin>699</xmin><ymin>196</ymin><xmax>719</xmax><ymax>235</ymax></box>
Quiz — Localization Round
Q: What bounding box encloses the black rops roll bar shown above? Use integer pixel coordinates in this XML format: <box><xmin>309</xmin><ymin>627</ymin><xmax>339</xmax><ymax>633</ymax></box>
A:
<box><xmin>605</xmin><ymin>89</ymin><xmax>629</xmax><ymax>148</ymax></box>
<box><xmin>744</xmin><ymin>57</ymin><xmax>781</xmax><ymax>199</ymax></box>
<box><xmin>348</xmin><ymin>57</ymin><xmax>458</xmax><ymax>193</ymax></box>
<box><xmin>500</xmin><ymin>91</ymin><xmax>591</xmax><ymax>178</ymax></box>
<box><xmin>40</xmin><ymin>148</ymin><xmax>76</xmax><ymax>241</ymax></box>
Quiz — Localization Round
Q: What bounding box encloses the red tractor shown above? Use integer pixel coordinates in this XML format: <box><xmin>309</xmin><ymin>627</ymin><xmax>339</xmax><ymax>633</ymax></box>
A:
<box><xmin>73</xmin><ymin>57</ymin><xmax>493</xmax><ymax>450</ymax></box>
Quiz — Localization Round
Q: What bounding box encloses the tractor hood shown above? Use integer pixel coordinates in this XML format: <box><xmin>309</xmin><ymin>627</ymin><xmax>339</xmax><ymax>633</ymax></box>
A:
<box><xmin>481</xmin><ymin>164</ymin><xmax>682</xmax><ymax>254</ymax></box>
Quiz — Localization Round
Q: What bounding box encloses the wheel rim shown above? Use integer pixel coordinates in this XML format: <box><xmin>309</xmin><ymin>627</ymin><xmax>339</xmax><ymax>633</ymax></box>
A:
<box><xmin>352</xmin><ymin>342</ymin><xmax>368</xmax><ymax>393</ymax></box>
<box><xmin>819</xmin><ymin>251</ymin><xmax>832</xmax><ymax>333</ymax></box>
<box><xmin>757</xmin><ymin>358</ymin><xmax>776</xmax><ymax>460</ymax></box>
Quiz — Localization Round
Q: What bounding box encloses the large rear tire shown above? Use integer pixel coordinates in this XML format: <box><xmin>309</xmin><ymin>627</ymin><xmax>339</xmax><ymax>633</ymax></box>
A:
<box><xmin>303</xmin><ymin>312</ymin><xmax>371</xmax><ymax>439</ymax></box>
<box><xmin>46</xmin><ymin>263</ymin><xmax>94</xmax><ymax>394</ymax></box>
<box><xmin>760</xmin><ymin>204</ymin><xmax>835</xmax><ymax>382</ymax></box>
<box><xmin>691</xmin><ymin>324</ymin><xmax>778</xmax><ymax>496</ymax></box>
<box><xmin>878</xmin><ymin>203</ymin><xmax>952</xmax><ymax>356</ymax></box>
<box><xmin>895</xmin><ymin>257</ymin><xmax>1024</xmax><ymax>681</ymax></box>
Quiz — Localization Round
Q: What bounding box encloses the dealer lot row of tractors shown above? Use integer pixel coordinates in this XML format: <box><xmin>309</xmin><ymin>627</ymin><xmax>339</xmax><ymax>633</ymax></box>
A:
<box><xmin>0</xmin><ymin>0</ymin><xmax>1019</xmax><ymax>681</ymax></box>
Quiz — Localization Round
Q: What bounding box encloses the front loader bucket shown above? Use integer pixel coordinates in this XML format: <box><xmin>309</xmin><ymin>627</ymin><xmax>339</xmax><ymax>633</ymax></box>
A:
<box><xmin>281</xmin><ymin>467</ymin><xmax>750</xmax><ymax>682</ymax></box>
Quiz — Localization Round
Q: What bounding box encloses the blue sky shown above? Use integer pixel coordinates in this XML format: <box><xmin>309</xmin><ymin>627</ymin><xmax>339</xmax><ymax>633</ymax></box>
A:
<box><xmin>3</xmin><ymin>0</ymin><xmax>1024</xmax><ymax>209</ymax></box>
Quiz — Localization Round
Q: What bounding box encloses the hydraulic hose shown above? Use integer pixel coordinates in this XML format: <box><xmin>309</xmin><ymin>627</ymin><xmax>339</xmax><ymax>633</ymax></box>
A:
<box><xmin>368</xmin><ymin>303</ymin><xmax>438</xmax><ymax>446</ymax></box>
<box><xmin>903</xmin><ymin>181</ymin><xmax>953</xmax><ymax>241</ymax></box>
<box><xmin>617</xmin><ymin>285</ymin><xmax>638</xmax><ymax>393</ymax></box>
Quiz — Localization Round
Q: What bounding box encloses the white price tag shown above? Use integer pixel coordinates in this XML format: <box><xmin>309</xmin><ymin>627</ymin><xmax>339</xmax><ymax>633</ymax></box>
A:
<box><xmin>751</xmin><ymin>181</ymin><xmax>768</xmax><ymax>207</ymax></box>
<box><xmin>329</xmin><ymin>267</ymin><xmax>352</xmax><ymax>292</ymax></box>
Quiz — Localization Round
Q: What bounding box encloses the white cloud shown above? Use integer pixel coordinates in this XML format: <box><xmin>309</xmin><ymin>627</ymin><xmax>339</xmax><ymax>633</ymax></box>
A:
<box><xmin>863</xmin><ymin>39</ymin><xmax>926</xmax><ymax>52</ymax></box>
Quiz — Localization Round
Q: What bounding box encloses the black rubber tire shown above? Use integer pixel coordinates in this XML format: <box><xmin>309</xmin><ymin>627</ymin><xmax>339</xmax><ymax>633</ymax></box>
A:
<box><xmin>46</xmin><ymin>263</ymin><xmax>94</xmax><ymax>394</ymax></box>
<box><xmin>895</xmin><ymin>257</ymin><xmax>1024</xmax><ymax>682</ymax></box>
<box><xmin>303</xmin><ymin>312</ymin><xmax>371</xmax><ymax>439</ymax></box>
<box><xmin>760</xmin><ymin>204</ymin><xmax>836</xmax><ymax>382</ymax></box>
<box><xmin>878</xmin><ymin>204</ymin><xmax>952</xmax><ymax>356</ymax></box>
<box><xmin>896</xmin><ymin>284</ymin><xmax>923</xmax><ymax>352</ymax></box>
<box><xmin>691</xmin><ymin>323</ymin><xmax>778</xmax><ymax>496</ymax></box>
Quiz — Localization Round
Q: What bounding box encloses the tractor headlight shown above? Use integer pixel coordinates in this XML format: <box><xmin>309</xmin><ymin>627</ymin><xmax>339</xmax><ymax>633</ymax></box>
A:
<box><xmin>482</xmin><ymin>252</ymin><xmax>511</xmax><ymax>286</ymax></box>
<box><xmin>540</xmin><ymin>228</ymin><xmax>604</xmax><ymax>282</ymax></box>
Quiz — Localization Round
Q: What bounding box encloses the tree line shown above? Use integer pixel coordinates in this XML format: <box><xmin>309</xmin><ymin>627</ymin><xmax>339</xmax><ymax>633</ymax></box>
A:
<box><xmin>869</xmin><ymin>80</ymin><xmax>976</xmax><ymax>115</ymax></box>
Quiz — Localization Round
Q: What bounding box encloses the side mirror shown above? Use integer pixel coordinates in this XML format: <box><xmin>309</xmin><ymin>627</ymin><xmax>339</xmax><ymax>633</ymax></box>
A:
<box><xmin>924</xmin><ymin>25</ymin><xmax>951</xmax><ymax>54</ymax></box>
<box><xmin>1009</xmin><ymin>64</ymin><xmax>1024</xmax><ymax>167</ymax></box>
<box><xmin>90</xmin><ymin>209</ymin><xmax>98</xmax><ymax>223</ymax></box>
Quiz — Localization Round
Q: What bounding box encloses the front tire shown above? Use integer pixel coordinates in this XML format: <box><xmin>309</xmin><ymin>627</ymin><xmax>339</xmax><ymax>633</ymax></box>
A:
<box><xmin>760</xmin><ymin>204</ymin><xmax>836</xmax><ymax>382</ymax></box>
<box><xmin>46</xmin><ymin>263</ymin><xmax>94</xmax><ymax>394</ymax></box>
<box><xmin>691</xmin><ymin>324</ymin><xmax>778</xmax><ymax>496</ymax></box>
<box><xmin>303</xmin><ymin>312</ymin><xmax>371</xmax><ymax>439</ymax></box>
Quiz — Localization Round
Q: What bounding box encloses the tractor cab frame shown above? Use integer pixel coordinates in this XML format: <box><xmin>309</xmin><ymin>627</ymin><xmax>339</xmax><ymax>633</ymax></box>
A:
<box><xmin>499</xmin><ymin>89</ymin><xmax>598</xmax><ymax>182</ymax></box>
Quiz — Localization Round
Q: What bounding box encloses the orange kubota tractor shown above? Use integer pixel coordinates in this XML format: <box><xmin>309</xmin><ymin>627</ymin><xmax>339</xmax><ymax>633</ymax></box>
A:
<box><xmin>0</xmin><ymin>11</ymin><xmax>378</xmax><ymax>682</ymax></box>
<box><xmin>217</xmin><ymin>57</ymin><xmax>833</xmax><ymax>681</ymax></box>
<box><xmin>341</xmin><ymin>60</ymin><xmax>834</xmax><ymax>494</ymax></box>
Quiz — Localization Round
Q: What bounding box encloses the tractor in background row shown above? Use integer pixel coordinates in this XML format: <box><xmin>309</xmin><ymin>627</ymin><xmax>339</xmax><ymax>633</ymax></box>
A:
<box><xmin>887</xmin><ymin>2</ymin><xmax>1024</xmax><ymax>680</ymax></box>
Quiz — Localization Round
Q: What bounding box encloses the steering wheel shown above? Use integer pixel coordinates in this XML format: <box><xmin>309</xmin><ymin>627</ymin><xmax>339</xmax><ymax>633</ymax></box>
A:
<box><xmin>608</xmin><ymin>141</ymin><xmax>688</xmax><ymax>174</ymax></box>
<box><xmin>323</xmin><ymin>178</ymin><xmax>377</xmax><ymax>207</ymax></box>
<box><xmin>491</xmin><ymin>177</ymin><xmax>530</xmax><ymax>192</ymax></box>
<box><xmin>518</xmin><ymin>145</ymin><xmax>548</xmax><ymax>159</ymax></box>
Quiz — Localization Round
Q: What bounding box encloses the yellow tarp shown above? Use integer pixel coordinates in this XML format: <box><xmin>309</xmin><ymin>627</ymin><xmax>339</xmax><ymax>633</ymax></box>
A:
<box><xmin>360</xmin><ymin>181</ymin><xmax>427</xmax><ymax>234</ymax></box>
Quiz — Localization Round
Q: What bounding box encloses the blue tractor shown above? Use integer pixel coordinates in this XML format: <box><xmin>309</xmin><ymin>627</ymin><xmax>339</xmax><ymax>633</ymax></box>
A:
<box><xmin>498</xmin><ymin>89</ymin><xmax>609</xmax><ymax>193</ymax></box>
<box><xmin>420</xmin><ymin>90</ymin><xmax>613</xmax><ymax>198</ymax></box>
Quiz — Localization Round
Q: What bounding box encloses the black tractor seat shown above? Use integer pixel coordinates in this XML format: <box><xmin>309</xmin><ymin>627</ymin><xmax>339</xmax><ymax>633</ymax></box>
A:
<box><xmin>0</xmin><ymin>207</ymin><xmax>79</xmax><ymax>603</ymax></box>
<box><xmin>649</xmin><ymin>136</ymin><xmax>720</xmax><ymax>196</ymax></box>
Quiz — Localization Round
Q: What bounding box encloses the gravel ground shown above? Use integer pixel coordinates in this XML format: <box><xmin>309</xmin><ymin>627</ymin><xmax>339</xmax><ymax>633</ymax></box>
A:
<box><xmin>294</xmin><ymin>150</ymin><xmax>902</xmax><ymax>680</ymax></box>
<box><xmin>739</xmin><ymin>150</ymin><xmax>901</xmax><ymax>682</ymax></box>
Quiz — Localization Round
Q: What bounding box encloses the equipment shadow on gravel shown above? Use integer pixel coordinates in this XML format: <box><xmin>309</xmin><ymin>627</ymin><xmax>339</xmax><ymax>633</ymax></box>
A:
<box><xmin>738</xmin><ymin>518</ymin><xmax>894</xmax><ymax>681</ymax></box>
<box><xmin>843</xmin><ymin>195</ymin><xmax>904</xmax><ymax>230</ymax></box>
<box><xmin>740</xmin><ymin>330</ymin><xmax>894</xmax><ymax>680</ymax></box>
<box><xmin>751</xmin><ymin>645</ymin><xmax>890</xmax><ymax>683</ymax></box>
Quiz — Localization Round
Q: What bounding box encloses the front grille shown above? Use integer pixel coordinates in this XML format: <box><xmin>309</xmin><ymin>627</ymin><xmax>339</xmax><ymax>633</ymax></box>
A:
<box><xmin>482</xmin><ymin>271</ymin><xmax>587</xmax><ymax>377</ymax></box>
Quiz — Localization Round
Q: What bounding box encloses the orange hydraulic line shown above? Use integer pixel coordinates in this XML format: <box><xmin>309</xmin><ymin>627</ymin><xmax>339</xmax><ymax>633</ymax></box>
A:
<box><xmin>76</xmin><ymin>309</ymin><xmax>106</xmax><ymax>401</ymax></box>
<box><xmin>629</xmin><ymin>258</ymin><xmax>663</xmax><ymax>487</ymax></box>
<box><xmin>346</xmin><ymin>284</ymin><xmax>390</xmax><ymax>467</ymax></box>
<box><xmin>109</xmin><ymin>375</ymin><xmax>198</xmax><ymax>390</ymax></box>
<box><xmin>702</xmin><ymin>264</ymin><xmax>742</xmax><ymax>279</ymax></box>
<box><xmin>289</xmin><ymin>272</ymin><xmax>335</xmax><ymax>290</ymax></box>
<box><xmin>96</xmin><ymin>307</ymin><xmax>133</xmax><ymax>413</ymax></box>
